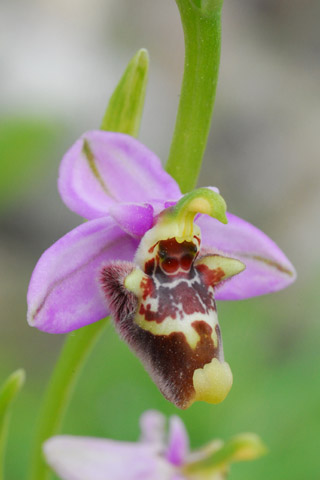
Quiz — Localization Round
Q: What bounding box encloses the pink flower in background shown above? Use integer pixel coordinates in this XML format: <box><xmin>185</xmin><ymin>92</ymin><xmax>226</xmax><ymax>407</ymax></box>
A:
<box><xmin>44</xmin><ymin>410</ymin><xmax>266</xmax><ymax>480</ymax></box>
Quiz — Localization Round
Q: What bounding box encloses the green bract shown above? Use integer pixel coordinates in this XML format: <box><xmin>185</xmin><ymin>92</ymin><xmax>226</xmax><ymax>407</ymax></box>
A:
<box><xmin>101</xmin><ymin>48</ymin><xmax>149</xmax><ymax>137</ymax></box>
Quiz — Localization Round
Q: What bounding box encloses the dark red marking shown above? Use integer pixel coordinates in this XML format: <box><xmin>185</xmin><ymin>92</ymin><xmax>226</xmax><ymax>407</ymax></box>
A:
<box><xmin>194</xmin><ymin>235</ymin><xmax>201</xmax><ymax>245</ymax></box>
<box><xmin>139</xmin><ymin>238</ymin><xmax>218</xmax><ymax>325</ymax></box>
<box><xmin>181</xmin><ymin>254</ymin><xmax>194</xmax><ymax>271</ymax></box>
<box><xmin>148</xmin><ymin>241</ymin><xmax>159</xmax><ymax>254</ymax></box>
<box><xmin>144</xmin><ymin>258</ymin><xmax>155</xmax><ymax>276</ymax></box>
<box><xmin>196</xmin><ymin>264</ymin><xmax>225</xmax><ymax>287</ymax></box>
<box><xmin>162</xmin><ymin>257</ymin><xmax>179</xmax><ymax>273</ymax></box>
<box><xmin>170</xmin><ymin>282</ymin><xmax>205</xmax><ymax>316</ymax></box>
<box><xmin>192</xmin><ymin>280</ymin><xmax>215</xmax><ymax>312</ymax></box>
<box><xmin>191</xmin><ymin>319</ymin><xmax>213</xmax><ymax>337</ymax></box>
<box><xmin>158</xmin><ymin>238</ymin><xmax>197</xmax><ymax>257</ymax></box>
<box><xmin>139</xmin><ymin>289</ymin><xmax>178</xmax><ymax>321</ymax></box>
<box><xmin>138</xmin><ymin>277</ymin><xmax>216</xmax><ymax>324</ymax></box>
<box><xmin>140</xmin><ymin>276</ymin><xmax>155</xmax><ymax>301</ymax></box>
<box><xmin>155</xmin><ymin>238</ymin><xmax>198</xmax><ymax>276</ymax></box>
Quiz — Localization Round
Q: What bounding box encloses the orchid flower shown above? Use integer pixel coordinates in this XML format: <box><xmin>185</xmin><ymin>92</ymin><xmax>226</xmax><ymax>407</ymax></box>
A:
<box><xmin>27</xmin><ymin>130</ymin><xmax>296</xmax><ymax>408</ymax></box>
<box><xmin>43</xmin><ymin>409</ymin><xmax>266</xmax><ymax>480</ymax></box>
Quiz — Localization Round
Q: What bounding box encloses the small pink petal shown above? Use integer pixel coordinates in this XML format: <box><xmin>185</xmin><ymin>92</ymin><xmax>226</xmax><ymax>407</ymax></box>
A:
<box><xmin>139</xmin><ymin>410</ymin><xmax>166</xmax><ymax>448</ymax></box>
<box><xmin>27</xmin><ymin>217</ymin><xmax>138</xmax><ymax>333</ymax></box>
<box><xmin>166</xmin><ymin>416</ymin><xmax>189</xmax><ymax>467</ymax></box>
<box><xmin>109</xmin><ymin>203</ymin><xmax>154</xmax><ymax>237</ymax></box>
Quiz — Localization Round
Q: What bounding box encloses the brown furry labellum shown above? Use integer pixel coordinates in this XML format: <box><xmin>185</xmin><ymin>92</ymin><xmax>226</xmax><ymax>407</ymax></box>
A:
<box><xmin>100</xmin><ymin>228</ymin><xmax>244</xmax><ymax>408</ymax></box>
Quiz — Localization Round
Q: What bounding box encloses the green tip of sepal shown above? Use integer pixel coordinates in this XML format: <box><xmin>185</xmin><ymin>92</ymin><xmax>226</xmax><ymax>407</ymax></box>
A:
<box><xmin>173</xmin><ymin>187</ymin><xmax>228</xmax><ymax>224</ymax></box>
<box><xmin>101</xmin><ymin>48</ymin><xmax>149</xmax><ymax>137</ymax></box>
<box><xmin>221</xmin><ymin>433</ymin><xmax>268</xmax><ymax>463</ymax></box>
<box><xmin>136</xmin><ymin>48</ymin><xmax>149</xmax><ymax>70</ymax></box>
<box><xmin>184</xmin><ymin>432</ymin><xmax>266</xmax><ymax>476</ymax></box>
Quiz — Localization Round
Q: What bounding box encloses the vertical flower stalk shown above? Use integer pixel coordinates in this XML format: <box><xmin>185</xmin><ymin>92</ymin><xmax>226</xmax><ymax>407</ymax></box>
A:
<box><xmin>166</xmin><ymin>0</ymin><xmax>224</xmax><ymax>192</ymax></box>
<box><xmin>28</xmin><ymin>319</ymin><xmax>108</xmax><ymax>480</ymax></box>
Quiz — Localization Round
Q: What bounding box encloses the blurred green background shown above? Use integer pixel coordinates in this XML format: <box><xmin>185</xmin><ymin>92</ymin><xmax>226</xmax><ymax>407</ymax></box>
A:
<box><xmin>1</xmin><ymin>0</ymin><xmax>319</xmax><ymax>479</ymax></box>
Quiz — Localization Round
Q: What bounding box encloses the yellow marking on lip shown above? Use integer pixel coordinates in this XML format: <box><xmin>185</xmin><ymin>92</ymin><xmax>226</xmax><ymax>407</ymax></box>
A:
<box><xmin>133</xmin><ymin>310</ymin><xmax>218</xmax><ymax>350</ymax></box>
<box><xmin>124</xmin><ymin>268</ymin><xmax>148</xmax><ymax>297</ymax></box>
<box><xmin>193</xmin><ymin>358</ymin><xmax>233</xmax><ymax>404</ymax></box>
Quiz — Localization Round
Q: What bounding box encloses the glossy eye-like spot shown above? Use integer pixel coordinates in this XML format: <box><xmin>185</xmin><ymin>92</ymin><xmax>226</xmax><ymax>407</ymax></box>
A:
<box><xmin>181</xmin><ymin>254</ymin><xmax>194</xmax><ymax>271</ymax></box>
<box><xmin>162</xmin><ymin>257</ymin><xmax>179</xmax><ymax>273</ymax></box>
<box><xmin>157</xmin><ymin>238</ymin><xmax>199</xmax><ymax>274</ymax></box>
<box><xmin>158</xmin><ymin>248</ymin><xmax>167</xmax><ymax>260</ymax></box>
<box><xmin>190</xmin><ymin>243</ymin><xmax>198</xmax><ymax>254</ymax></box>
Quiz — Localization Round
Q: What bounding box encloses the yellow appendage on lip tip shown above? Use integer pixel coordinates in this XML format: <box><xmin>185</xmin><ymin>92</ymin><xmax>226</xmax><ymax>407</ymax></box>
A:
<box><xmin>193</xmin><ymin>358</ymin><xmax>233</xmax><ymax>404</ymax></box>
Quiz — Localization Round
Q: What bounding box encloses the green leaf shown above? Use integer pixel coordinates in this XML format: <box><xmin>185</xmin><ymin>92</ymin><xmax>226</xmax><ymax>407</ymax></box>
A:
<box><xmin>101</xmin><ymin>48</ymin><xmax>149</xmax><ymax>136</ymax></box>
<box><xmin>0</xmin><ymin>370</ymin><xmax>25</xmax><ymax>480</ymax></box>
<box><xmin>0</xmin><ymin>118</ymin><xmax>60</xmax><ymax>209</ymax></box>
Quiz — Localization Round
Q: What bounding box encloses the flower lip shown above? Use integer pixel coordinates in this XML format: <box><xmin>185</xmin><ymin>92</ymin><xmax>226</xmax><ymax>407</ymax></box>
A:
<box><xmin>106</xmin><ymin>198</ymin><xmax>241</xmax><ymax>408</ymax></box>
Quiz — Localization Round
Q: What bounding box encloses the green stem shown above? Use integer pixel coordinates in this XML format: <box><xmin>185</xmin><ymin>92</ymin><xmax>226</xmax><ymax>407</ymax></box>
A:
<box><xmin>0</xmin><ymin>370</ymin><xmax>25</xmax><ymax>480</ymax></box>
<box><xmin>29</xmin><ymin>318</ymin><xmax>108</xmax><ymax>480</ymax></box>
<box><xmin>0</xmin><ymin>416</ymin><xmax>9</xmax><ymax>480</ymax></box>
<box><xmin>166</xmin><ymin>0</ymin><xmax>223</xmax><ymax>192</ymax></box>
